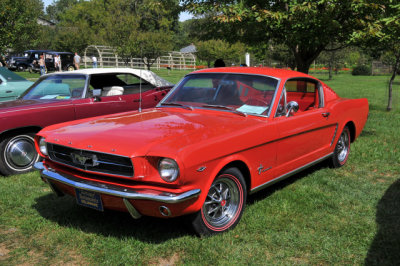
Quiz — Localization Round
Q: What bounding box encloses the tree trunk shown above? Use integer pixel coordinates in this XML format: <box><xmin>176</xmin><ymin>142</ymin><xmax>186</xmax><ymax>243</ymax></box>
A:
<box><xmin>328</xmin><ymin>59</ymin><xmax>333</xmax><ymax>80</ymax></box>
<box><xmin>387</xmin><ymin>54</ymin><xmax>400</xmax><ymax>111</ymax></box>
<box><xmin>292</xmin><ymin>46</ymin><xmax>323</xmax><ymax>74</ymax></box>
<box><xmin>296</xmin><ymin>60</ymin><xmax>312</xmax><ymax>74</ymax></box>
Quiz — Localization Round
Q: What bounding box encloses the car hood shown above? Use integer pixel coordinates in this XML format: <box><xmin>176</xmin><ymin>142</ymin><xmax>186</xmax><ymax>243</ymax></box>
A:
<box><xmin>40</xmin><ymin>108</ymin><xmax>269</xmax><ymax>158</ymax></box>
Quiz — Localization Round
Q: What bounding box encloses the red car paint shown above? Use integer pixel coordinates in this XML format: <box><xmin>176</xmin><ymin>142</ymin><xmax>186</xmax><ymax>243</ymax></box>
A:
<box><xmin>35</xmin><ymin>67</ymin><xmax>369</xmax><ymax>235</ymax></box>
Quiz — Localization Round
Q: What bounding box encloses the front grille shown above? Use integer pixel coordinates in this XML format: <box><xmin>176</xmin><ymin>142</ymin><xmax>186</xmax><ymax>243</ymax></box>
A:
<box><xmin>47</xmin><ymin>143</ymin><xmax>134</xmax><ymax>177</ymax></box>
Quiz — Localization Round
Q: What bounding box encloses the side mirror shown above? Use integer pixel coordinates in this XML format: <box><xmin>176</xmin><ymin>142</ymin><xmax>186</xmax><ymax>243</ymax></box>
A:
<box><xmin>286</xmin><ymin>101</ymin><xmax>299</xmax><ymax>117</ymax></box>
<box><xmin>92</xmin><ymin>89</ymin><xmax>102</xmax><ymax>102</ymax></box>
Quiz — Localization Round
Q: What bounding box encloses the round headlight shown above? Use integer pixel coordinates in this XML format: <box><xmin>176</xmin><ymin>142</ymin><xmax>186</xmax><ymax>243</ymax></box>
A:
<box><xmin>39</xmin><ymin>137</ymin><xmax>48</xmax><ymax>156</ymax></box>
<box><xmin>158</xmin><ymin>158</ymin><xmax>179</xmax><ymax>182</ymax></box>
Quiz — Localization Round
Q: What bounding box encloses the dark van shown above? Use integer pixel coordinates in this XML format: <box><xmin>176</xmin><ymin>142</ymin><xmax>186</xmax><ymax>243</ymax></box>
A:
<box><xmin>8</xmin><ymin>50</ymin><xmax>76</xmax><ymax>73</ymax></box>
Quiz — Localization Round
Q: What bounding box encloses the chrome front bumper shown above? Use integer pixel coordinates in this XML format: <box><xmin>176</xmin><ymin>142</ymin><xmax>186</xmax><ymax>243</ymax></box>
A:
<box><xmin>34</xmin><ymin>162</ymin><xmax>201</xmax><ymax>204</ymax></box>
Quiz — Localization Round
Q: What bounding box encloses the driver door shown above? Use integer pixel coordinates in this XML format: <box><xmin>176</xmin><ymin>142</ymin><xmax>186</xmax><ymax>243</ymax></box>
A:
<box><xmin>274</xmin><ymin>78</ymin><xmax>337</xmax><ymax>175</ymax></box>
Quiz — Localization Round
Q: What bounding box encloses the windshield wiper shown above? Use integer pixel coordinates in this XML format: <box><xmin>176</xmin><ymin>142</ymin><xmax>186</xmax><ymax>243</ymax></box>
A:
<box><xmin>202</xmin><ymin>104</ymin><xmax>247</xmax><ymax>117</ymax></box>
<box><xmin>160</xmin><ymin>102</ymin><xmax>193</xmax><ymax>110</ymax></box>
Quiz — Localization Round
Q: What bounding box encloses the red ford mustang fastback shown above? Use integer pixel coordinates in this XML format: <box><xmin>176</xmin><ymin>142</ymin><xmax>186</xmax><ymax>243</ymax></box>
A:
<box><xmin>34</xmin><ymin>67</ymin><xmax>369</xmax><ymax>236</ymax></box>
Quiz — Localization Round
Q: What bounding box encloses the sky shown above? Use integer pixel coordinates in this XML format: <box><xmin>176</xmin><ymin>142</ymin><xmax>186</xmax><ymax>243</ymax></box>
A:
<box><xmin>42</xmin><ymin>0</ymin><xmax>192</xmax><ymax>21</ymax></box>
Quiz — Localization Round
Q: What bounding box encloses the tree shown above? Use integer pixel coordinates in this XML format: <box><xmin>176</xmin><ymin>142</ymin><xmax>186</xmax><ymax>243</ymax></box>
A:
<box><xmin>317</xmin><ymin>45</ymin><xmax>351</xmax><ymax>80</ymax></box>
<box><xmin>136</xmin><ymin>31</ymin><xmax>174</xmax><ymax>70</ymax></box>
<box><xmin>195</xmin><ymin>39</ymin><xmax>245</xmax><ymax>67</ymax></box>
<box><xmin>183</xmin><ymin>0</ymin><xmax>384</xmax><ymax>73</ymax></box>
<box><xmin>353</xmin><ymin>2</ymin><xmax>400</xmax><ymax>111</ymax></box>
<box><xmin>45</xmin><ymin>0</ymin><xmax>79</xmax><ymax>22</ymax></box>
<box><xmin>104</xmin><ymin>0</ymin><xmax>179</xmax><ymax>69</ymax></box>
<box><xmin>0</xmin><ymin>0</ymin><xmax>43</xmax><ymax>54</ymax></box>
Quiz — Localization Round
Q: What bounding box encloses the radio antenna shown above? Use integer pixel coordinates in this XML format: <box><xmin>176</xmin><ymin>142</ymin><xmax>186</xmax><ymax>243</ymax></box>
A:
<box><xmin>139</xmin><ymin>47</ymin><xmax>143</xmax><ymax>113</ymax></box>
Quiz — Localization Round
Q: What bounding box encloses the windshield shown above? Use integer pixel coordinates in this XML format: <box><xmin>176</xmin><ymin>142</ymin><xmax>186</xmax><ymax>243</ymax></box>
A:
<box><xmin>161</xmin><ymin>73</ymin><xmax>279</xmax><ymax>116</ymax></box>
<box><xmin>21</xmin><ymin>74</ymin><xmax>87</xmax><ymax>100</ymax></box>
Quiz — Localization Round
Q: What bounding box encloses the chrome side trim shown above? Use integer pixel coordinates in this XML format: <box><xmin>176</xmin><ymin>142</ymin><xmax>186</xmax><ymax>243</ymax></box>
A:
<box><xmin>35</xmin><ymin>162</ymin><xmax>201</xmax><ymax>204</ymax></box>
<box><xmin>250</xmin><ymin>153</ymin><xmax>333</xmax><ymax>194</ymax></box>
<box><xmin>123</xmin><ymin>198</ymin><xmax>142</xmax><ymax>219</ymax></box>
<box><xmin>330</xmin><ymin>123</ymin><xmax>339</xmax><ymax>146</ymax></box>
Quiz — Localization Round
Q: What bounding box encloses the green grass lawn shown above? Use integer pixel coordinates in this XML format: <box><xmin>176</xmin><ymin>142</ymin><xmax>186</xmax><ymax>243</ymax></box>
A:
<box><xmin>1</xmin><ymin>71</ymin><xmax>399</xmax><ymax>265</ymax></box>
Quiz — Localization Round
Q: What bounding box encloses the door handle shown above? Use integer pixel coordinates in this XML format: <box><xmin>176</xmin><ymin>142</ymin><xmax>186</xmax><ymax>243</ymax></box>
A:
<box><xmin>322</xmin><ymin>112</ymin><xmax>330</xmax><ymax>118</ymax></box>
<box><xmin>6</xmin><ymin>90</ymin><xmax>12</xmax><ymax>93</ymax></box>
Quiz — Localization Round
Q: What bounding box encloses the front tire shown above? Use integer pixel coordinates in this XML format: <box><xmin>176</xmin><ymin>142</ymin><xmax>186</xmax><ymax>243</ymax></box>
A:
<box><xmin>331</xmin><ymin>126</ymin><xmax>351</xmax><ymax>168</ymax></box>
<box><xmin>17</xmin><ymin>65</ymin><xmax>25</xmax><ymax>72</ymax></box>
<box><xmin>190</xmin><ymin>167</ymin><xmax>247</xmax><ymax>236</ymax></box>
<box><xmin>0</xmin><ymin>133</ymin><xmax>40</xmax><ymax>176</ymax></box>
<box><xmin>67</xmin><ymin>65</ymin><xmax>75</xmax><ymax>71</ymax></box>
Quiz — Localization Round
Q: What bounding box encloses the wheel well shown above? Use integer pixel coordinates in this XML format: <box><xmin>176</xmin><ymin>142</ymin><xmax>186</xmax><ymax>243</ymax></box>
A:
<box><xmin>220</xmin><ymin>161</ymin><xmax>251</xmax><ymax>192</ymax></box>
<box><xmin>0</xmin><ymin>126</ymin><xmax>42</xmax><ymax>141</ymax></box>
<box><xmin>345</xmin><ymin>121</ymin><xmax>356</xmax><ymax>142</ymax></box>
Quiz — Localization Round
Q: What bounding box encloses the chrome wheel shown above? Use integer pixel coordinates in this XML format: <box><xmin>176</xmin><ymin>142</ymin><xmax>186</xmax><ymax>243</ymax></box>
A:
<box><xmin>337</xmin><ymin>130</ymin><xmax>350</xmax><ymax>163</ymax></box>
<box><xmin>190</xmin><ymin>168</ymin><xmax>246</xmax><ymax>236</ymax></box>
<box><xmin>202</xmin><ymin>177</ymin><xmax>241</xmax><ymax>228</ymax></box>
<box><xmin>330</xmin><ymin>126</ymin><xmax>351</xmax><ymax>168</ymax></box>
<box><xmin>3</xmin><ymin>135</ymin><xmax>39</xmax><ymax>172</ymax></box>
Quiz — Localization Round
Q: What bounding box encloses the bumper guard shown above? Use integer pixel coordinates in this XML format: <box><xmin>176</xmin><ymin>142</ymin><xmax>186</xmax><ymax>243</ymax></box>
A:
<box><xmin>34</xmin><ymin>162</ymin><xmax>201</xmax><ymax>204</ymax></box>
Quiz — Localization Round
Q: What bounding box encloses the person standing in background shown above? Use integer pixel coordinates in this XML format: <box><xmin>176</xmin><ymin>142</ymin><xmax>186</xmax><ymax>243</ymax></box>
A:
<box><xmin>54</xmin><ymin>54</ymin><xmax>60</xmax><ymax>71</ymax></box>
<box><xmin>58</xmin><ymin>55</ymin><xmax>62</xmax><ymax>72</ymax></box>
<box><xmin>73</xmin><ymin>52</ymin><xmax>81</xmax><ymax>70</ymax></box>
<box><xmin>92</xmin><ymin>56</ymin><xmax>97</xmax><ymax>68</ymax></box>
<box><xmin>39</xmin><ymin>54</ymin><xmax>45</xmax><ymax>75</ymax></box>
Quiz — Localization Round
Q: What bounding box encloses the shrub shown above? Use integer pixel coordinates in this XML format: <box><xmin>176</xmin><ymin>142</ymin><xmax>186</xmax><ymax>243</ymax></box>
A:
<box><xmin>352</xmin><ymin>65</ymin><xmax>372</xmax><ymax>76</ymax></box>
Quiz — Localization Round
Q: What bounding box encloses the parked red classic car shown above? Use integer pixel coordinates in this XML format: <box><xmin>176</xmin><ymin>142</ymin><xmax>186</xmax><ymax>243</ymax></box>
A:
<box><xmin>0</xmin><ymin>68</ymin><xmax>173</xmax><ymax>176</ymax></box>
<box><xmin>34</xmin><ymin>67</ymin><xmax>369</xmax><ymax>235</ymax></box>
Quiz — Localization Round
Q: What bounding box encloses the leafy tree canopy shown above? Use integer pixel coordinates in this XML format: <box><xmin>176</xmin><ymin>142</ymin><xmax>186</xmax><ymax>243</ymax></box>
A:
<box><xmin>196</xmin><ymin>39</ymin><xmax>246</xmax><ymax>67</ymax></box>
<box><xmin>39</xmin><ymin>0</ymin><xmax>180</xmax><ymax>57</ymax></box>
<box><xmin>45</xmin><ymin>0</ymin><xmax>79</xmax><ymax>22</ymax></box>
<box><xmin>183</xmin><ymin>0</ymin><xmax>385</xmax><ymax>73</ymax></box>
<box><xmin>352</xmin><ymin>1</ymin><xmax>400</xmax><ymax>111</ymax></box>
<box><xmin>0</xmin><ymin>0</ymin><xmax>44</xmax><ymax>54</ymax></box>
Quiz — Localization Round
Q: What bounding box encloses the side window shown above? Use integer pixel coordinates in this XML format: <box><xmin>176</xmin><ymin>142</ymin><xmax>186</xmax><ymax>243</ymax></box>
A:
<box><xmin>285</xmin><ymin>79</ymin><xmax>320</xmax><ymax>111</ymax></box>
<box><xmin>115</xmin><ymin>74</ymin><xmax>153</xmax><ymax>95</ymax></box>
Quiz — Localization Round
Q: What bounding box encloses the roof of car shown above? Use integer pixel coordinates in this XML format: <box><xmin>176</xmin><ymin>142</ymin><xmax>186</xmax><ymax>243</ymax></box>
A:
<box><xmin>191</xmin><ymin>67</ymin><xmax>313</xmax><ymax>79</ymax></box>
<box><xmin>45</xmin><ymin>68</ymin><xmax>151</xmax><ymax>75</ymax></box>
<box><xmin>43</xmin><ymin>68</ymin><xmax>173</xmax><ymax>86</ymax></box>
<box><xmin>24</xmin><ymin>50</ymin><xmax>53</xmax><ymax>53</ymax></box>
<box><xmin>47</xmin><ymin>51</ymin><xmax>73</xmax><ymax>55</ymax></box>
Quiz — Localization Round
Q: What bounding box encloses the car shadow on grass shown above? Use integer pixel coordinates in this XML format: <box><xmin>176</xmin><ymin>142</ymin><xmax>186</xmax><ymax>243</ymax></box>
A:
<box><xmin>247</xmin><ymin>161</ymin><xmax>329</xmax><ymax>204</ymax></box>
<box><xmin>32</xmin><ymin>161</ymin><xmax>329</xmax><ymax>241</ymax></box>
<box><xmin>365</xmin><ymin>179</ymin><xmax>400</xmax><ymax>265</ymax></box>
<box><xmin>32</xmin><ymin>193</ymin><xmax>192</xmax><ymax>243</ymax></box>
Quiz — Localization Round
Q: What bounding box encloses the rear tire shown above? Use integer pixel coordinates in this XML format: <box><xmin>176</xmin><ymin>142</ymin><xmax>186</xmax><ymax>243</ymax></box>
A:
<box><xmin>67</xmin><ymin>65</ymin><xmax>75</xmax><ymax>71</ymax></box>
<box><xmin>330</xmin><ymin>126</ymin><xmax>351</xmax><ymax>168</ymax></box>
<box><xmin>190</xmin><ymin>167</ymin><xmax>247</xmax><ymax>236</ymax></box>
<box><xmin>0</xmin><ymin>133</ymin><xmax>40</xmax><ymax>176</ymax></box>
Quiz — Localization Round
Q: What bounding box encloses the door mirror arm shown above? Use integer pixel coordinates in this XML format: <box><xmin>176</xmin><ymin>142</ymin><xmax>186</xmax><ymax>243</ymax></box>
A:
<box><xmin>286</xmin><ymin>101</ymin><xmax>299</xmax><ymax>117</ymax></box>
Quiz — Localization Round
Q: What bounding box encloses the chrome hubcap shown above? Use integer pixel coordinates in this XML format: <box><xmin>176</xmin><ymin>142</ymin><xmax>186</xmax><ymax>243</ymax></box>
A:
<box><xmin>337</xmin><ymin>131</ymin><xmax>349</xmax><ymax>162</ymax></box>
<box><xmin>5</xmin><ymin>136</ymin><xmax>37</xmax><ymax>169</ymax></box>
<box><xmin>203</xmin><ymin>177</ymin><xmax>240</xmax><ymax>228</ymax></box>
